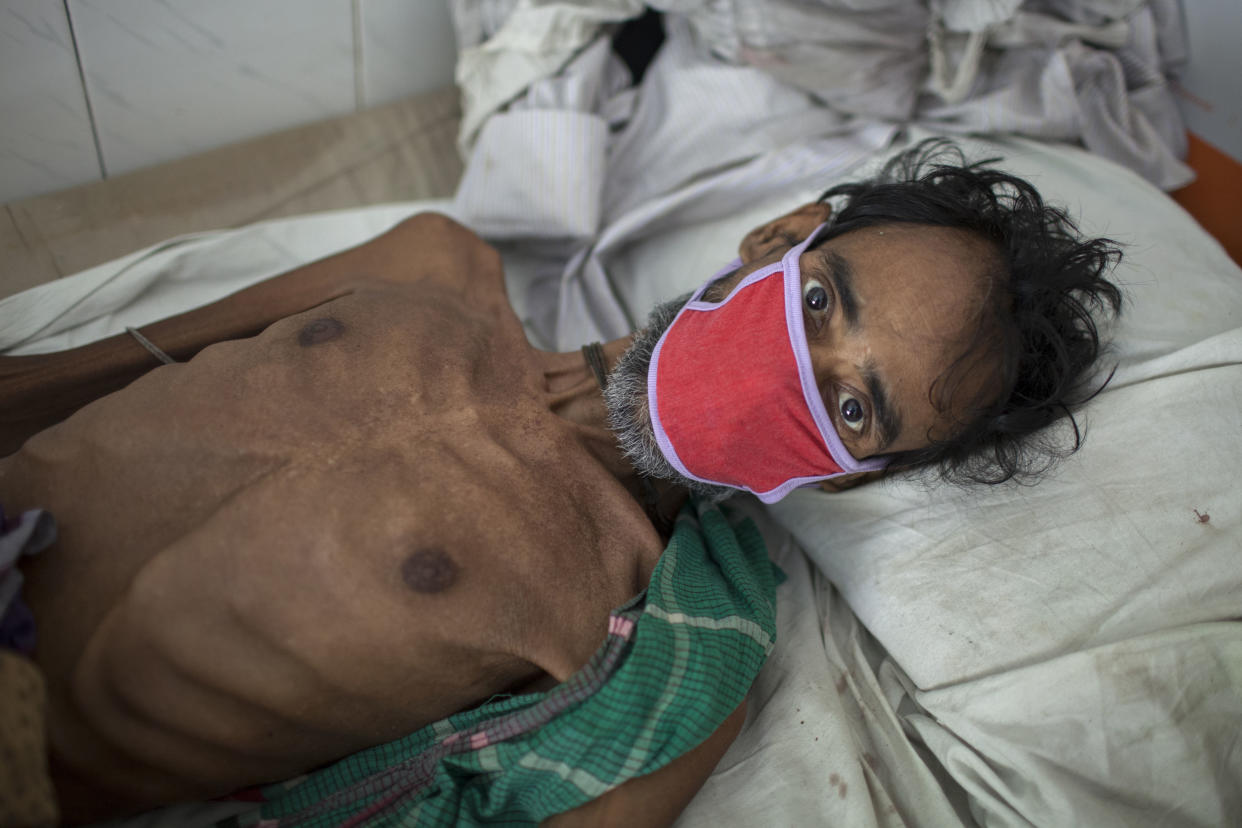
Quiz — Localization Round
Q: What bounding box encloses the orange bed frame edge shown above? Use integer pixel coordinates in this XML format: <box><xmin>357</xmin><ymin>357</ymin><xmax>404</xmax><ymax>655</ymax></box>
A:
<box><xmin>1172</xmin><ymin>132</ymin><xmax>1242</xmax><ymax>267</ymax></box>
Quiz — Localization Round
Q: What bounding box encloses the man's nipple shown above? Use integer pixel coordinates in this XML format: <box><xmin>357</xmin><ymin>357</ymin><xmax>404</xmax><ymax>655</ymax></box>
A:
<box><xmin>401</xmin><ymin>547</ymin><xmax>459</xmax><ymax>594</ymax></box>
<box><xmin>298</xmin><ymin>317</ymin><xmax>345</xmax><ymax>346</ymax></box>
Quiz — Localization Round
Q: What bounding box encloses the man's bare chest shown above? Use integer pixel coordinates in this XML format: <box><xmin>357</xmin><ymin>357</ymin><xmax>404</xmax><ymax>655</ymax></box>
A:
<box><xmin>0</xmin><ymin>217</ymin><xmax>672</xmax><ymax>812</ymax></box>
<box><xmin>16</xmin><ymin>286</ymin><xmax>661</xmax><ymax>688</ymax></box>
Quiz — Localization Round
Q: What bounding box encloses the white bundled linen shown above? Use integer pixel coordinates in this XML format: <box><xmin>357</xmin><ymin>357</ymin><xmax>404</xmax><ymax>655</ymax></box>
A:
<box><xmin>451</xmin><ymin>13</ymin><xmax>895</xmax><ymax>350</ymax></box>
<box><xmin>450</xmin><ymin>0</ymin><xmax>1193</xmax><ymax>189</ymax></box>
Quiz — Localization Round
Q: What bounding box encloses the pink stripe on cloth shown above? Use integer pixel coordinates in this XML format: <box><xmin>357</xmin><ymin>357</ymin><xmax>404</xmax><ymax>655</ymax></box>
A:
<box><xmin>608</xmin><ymin>615</ymin><xmax>635</xmax><ymax>638</ymax></box>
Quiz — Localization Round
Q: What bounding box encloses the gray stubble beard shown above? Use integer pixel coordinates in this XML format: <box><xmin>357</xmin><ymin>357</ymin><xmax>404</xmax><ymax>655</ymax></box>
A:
<box><xmin>602</xmin><ymin>293</ymin><xmax>735</xmax><ymax>503</ymax></box>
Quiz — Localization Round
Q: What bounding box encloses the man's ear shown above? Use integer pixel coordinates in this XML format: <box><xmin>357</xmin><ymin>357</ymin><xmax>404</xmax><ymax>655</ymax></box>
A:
<box><xmin>817</xmin><ymin>469</ymin><xmax>885</xmax><ymax>493</ymax></box>
<box><xmin>739</xmin><ymin>202</ymin><xmax>833</xmax><ymax>263</ymax></box>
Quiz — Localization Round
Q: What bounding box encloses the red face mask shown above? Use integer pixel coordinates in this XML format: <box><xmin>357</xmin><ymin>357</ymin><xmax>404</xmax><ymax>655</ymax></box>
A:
<box><xmin>646</xmin><ymin>224</ymin><xmax>888</xmax><ymax>503</ymax></box>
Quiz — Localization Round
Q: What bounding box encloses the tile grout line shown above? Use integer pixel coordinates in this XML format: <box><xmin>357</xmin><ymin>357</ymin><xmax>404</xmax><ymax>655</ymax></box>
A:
<box><xmin>352</xmin><ymin>0</ymin><xmax>366</xmax><ymax>112</ymax></box>
<box><xmin>62</xmin><ymin>0</ymin><xmax>108</xmax><ymax>180</ymax></box>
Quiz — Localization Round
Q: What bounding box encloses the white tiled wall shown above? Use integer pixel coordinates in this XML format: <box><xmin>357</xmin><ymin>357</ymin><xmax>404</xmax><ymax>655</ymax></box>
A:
<box><xmin>0</xmin><ymin>0</ymin><xmax>457</xmax><ymax>202</ymax></box>
<box><xmin>71</xmin><ymin>0</ymin><xmax>357</xmax><ymax>177</ymax></box>
<box><xmin>0</xmin><ymin>0</ymin><xmax>101</xmax><ymax>199</ymax></box>
<box><xmin>3</xmin><ymin>2</ymin><xmax>1237</xmax><ymax>204</ymax></box>
<box><xmin>359</xmin><ymin>0</ymin><xmax>457</xmax><ymax>108</ymax></box>
<box><xmin>1175</xmin><ymin>0</ymin><xmax>1242</xmax><ymax>161</ymax></box>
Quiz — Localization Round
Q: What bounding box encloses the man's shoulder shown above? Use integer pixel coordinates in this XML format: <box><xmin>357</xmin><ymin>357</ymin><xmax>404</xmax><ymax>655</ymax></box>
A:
<box><xmin>352</xmin><ymin>212</ymin><xmax>505</xmax><ymax>293</ymax></box>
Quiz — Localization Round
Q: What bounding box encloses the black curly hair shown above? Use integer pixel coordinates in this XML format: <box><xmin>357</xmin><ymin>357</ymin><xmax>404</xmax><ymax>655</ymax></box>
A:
<box><xmin>814</xmin><ymin>139</ymin><xmax>1124</xmax><ymax>484</ymax></box>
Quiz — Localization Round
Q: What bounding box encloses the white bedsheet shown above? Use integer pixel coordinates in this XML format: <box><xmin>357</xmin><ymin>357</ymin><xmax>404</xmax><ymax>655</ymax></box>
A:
<box><xmin>10</xmin><ymin>132</ymin><xmax>1239</xmax><ymax>828</ymax></box>
<box><xmin>0</xmin><ymin>205</ymin><xmax>444</xmax><ymax>355</ymax></box>
<box><xmin>611</xmin><ymin>134</ymin><xmax>1242</xmax><ymax>826</ymax></box>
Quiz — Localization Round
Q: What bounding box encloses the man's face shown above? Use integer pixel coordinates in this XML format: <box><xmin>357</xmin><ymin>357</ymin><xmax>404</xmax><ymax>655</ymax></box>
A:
<box><xmin>606</xmin><ymin>204</ymin><xmax>1002</xmax><ymax>492</ymax></box>
<box><xmin>708</xmin><ymin>220</ymin><xmax>1001</xmax><ymax>459</ymax></box>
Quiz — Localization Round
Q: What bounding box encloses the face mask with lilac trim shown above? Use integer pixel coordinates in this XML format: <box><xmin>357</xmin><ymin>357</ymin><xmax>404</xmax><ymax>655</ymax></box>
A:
<box><xmin>646</xmin><ymin>224</ymin><xmax>888</xmax><ymax>503</ymax></box>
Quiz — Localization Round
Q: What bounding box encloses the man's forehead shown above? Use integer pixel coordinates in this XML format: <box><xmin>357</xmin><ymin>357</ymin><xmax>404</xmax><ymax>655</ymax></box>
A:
<box><xmin>825</xmin><ymin>223</ymin><xmax>998</xmax><ymax>280</ymax></box>
<box><xmin>813</xmin><ymin>224</ymin><xmax>1002</xmax><ymax>452</ymax></box>
<box><xmin>824</xmin><ymin>227</ymin><xmax>997</xmax><ymax>331</ymax></box>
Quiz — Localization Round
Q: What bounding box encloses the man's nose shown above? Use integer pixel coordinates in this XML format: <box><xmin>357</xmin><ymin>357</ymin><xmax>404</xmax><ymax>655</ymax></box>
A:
<box><xmin>809</xmin><ymin>323</ymin><xmax>864</xmax><ymax>375</ymax></box>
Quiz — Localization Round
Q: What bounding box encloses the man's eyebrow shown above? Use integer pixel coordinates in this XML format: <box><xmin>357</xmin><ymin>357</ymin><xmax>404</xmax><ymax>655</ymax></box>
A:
<box><xmin>813</xmin><ymin>246</ymin><xmax>898</xmax><ymax>450</ymax></box>
<box><xmin>821</xmin><ymin>249</ymin><xmax>861</xmax><ymax>330</ymax></box>
<box><xmin>862</xmin><ymin>358</ymin><xmax>901</xmax><ymax>452</ymax></box>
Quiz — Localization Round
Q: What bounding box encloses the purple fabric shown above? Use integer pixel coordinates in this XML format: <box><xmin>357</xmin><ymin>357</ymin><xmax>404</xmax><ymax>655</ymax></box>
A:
<box><xmin>0</xmin><ymin>505</ymin><xmax>57</xmax><ymax>655</ymax></box>
<box><xmin>0</xmin><ymin>598</ymin><xmax>36</xmax><ymax>654</ymax></box>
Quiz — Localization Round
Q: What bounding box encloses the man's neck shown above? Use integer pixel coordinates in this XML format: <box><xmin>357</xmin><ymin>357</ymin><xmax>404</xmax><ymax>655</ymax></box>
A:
<box><xmin>537</xmin><ymin>336</ymin><xmax>635</xmax><ymax>480</ymax></box>
<box><xmin>535</xmin><ymin>336</ymin><xmax>688</xmax><ymax>528</ymax></box>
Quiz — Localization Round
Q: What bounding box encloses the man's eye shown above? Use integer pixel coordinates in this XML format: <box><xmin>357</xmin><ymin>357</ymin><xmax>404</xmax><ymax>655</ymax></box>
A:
<box><xmin>803</xmin><ymin>279</ymin><xmax>830</xmax><ymax>313</ymax></box>
<box><xmin>838</xmin><ymin>391</ymin><xmax>866</xmax><ymax>432</ymax></box>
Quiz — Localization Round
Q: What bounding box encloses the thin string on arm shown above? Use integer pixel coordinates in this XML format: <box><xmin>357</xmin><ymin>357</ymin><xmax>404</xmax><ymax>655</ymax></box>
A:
<box><xmin>125</xmin><ymin>327</ymin><xmax>177</xmax><ymax>365</ymax></box>
<box><xmin>581</xmin><ymin>341</ymin><xmax>610</xmax><ymax>392</ymax></box>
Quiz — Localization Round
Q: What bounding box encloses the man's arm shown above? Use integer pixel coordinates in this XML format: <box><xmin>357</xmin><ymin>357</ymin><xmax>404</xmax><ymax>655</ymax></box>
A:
<box><xmin>541</xmin><ymin>701</ymin><xmax>747</xmax><ymax>828</ymax></box>
<box><xmin>0</xmin><ymin>279</ymin><xmax>337</xmax><ymax>456</ymax></box>
<box><xmin>0</xmin><ymin>213</ymin><xmax>491</xmax><ymax>455</ymax></box>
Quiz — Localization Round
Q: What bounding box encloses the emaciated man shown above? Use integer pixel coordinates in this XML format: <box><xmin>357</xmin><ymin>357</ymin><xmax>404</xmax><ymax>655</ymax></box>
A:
<box><xmin>0</xmin><ymin>143</ymin><xmax>1122</xmax><ymax>825</ymax></box>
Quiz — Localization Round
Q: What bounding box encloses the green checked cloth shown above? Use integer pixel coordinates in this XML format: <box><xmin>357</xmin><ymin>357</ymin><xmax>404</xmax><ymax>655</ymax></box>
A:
<box><xmin>223</xmin><ymin>497</ymin><xmax>777</xmax><ymax>827</ymax></box>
